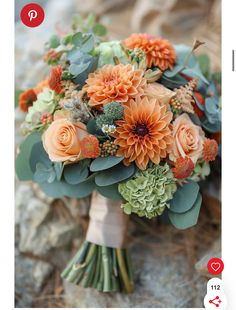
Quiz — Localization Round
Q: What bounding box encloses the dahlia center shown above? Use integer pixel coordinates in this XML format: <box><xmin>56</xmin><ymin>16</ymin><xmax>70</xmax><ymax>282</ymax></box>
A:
<box><xmin>135</xmin><ymin>123</ymin><xmax>149</xmax><ymax>137</ymax></box>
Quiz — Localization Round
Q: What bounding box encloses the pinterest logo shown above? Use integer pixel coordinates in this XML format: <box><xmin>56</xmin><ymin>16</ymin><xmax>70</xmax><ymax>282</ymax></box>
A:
<box><xmin>20</xmin><ymin>3</ymin><xmax>45</xmax><ymax>28</ymax></box>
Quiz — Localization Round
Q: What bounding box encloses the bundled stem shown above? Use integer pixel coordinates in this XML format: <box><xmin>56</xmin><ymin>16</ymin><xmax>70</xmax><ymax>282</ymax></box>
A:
<box><xmin>61</xmin><ymin>241</ymin><xmax>134</xmax><ymax>293</ymax></box>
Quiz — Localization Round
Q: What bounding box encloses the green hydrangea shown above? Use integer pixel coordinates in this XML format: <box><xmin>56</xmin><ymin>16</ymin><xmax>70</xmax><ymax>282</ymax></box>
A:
<box><xmin>118</xmin><ymin>163</ymin><xmax>177</xmax><ymax>219</ymax></box>
<box><xmin>103</xmin><ymin>102</ymin><xmax>123</xmax><ymax>120</ymax></box>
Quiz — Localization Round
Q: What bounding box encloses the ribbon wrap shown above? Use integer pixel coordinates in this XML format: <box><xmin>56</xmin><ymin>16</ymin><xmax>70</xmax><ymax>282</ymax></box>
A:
<box><xmin>86</xmin><ymin>192</ymin><xmax>129</xmax><ymax>248</ymax></box>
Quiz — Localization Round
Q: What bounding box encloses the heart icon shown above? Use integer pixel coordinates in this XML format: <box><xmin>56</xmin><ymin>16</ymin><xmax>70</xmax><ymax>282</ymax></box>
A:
<box><xmin>207</xmin><ymin>257</ymin><xmax>224</xmax><ymax>275</ymax></box>
<box><xmin>211</xmin><ymin>262</ymin><xmax>221</xmax><ymax>272</ymax></box>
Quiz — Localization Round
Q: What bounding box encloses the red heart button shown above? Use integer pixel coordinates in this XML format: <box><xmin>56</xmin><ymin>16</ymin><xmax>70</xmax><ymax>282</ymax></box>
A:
<box><xmin>207</xmin><ymin>258</ymin><xmax>224</xmax><ymax>275</ymax></box>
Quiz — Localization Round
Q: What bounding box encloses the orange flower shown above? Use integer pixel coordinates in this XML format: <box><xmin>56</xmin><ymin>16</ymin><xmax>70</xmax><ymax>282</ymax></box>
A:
<box><xmin>172</xmin><ymin>157</ymin><xmax>194</xmax><ymax>179</ymax></box>
<box><xmin>113</xmin><ymin>96</ymin><xmax>173</xmax><ymax>170</ymax></box>
<box><xmin>42</xmin><ymin>119</ymin><xmax>88</xmax><ymax>162</ymax></box>
<box><xmin>19</xmin><ymin>88</ymin><xmax>37</xmax><ymax>112</ymax></box>
<box><xmin>81</xmin><ymin>135</ymin><xmax>101</xmax><ymax>158</ymax></box>
<box><xmin>123</xmin><ymin>33</ymin><xmax>176</xmax><ymax>70</ymax></box>
<box><xmin>203</xmin><ymin>139</ymin><xmax>218</xmax><ymax>162</ymax></box>
<box><xmin>34</xmin><ymin>80</ymin><xmax>49</xmax><ymax>95</ymax></box>
<box><xmin>84</xmin><ymin>64</ymin><xmax>146</xmax><ymax>107</ymax></box>
<box><xmin>48</xmin><ymin>65</ymin><xmax>63</xmax><ymax>94</ymax></box>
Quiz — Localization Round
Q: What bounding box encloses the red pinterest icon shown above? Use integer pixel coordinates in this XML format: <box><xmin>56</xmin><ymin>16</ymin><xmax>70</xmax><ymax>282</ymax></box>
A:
<box><xmin>20</xmin><ymin>3</ymin><xmax>45</xmax><ymax>28</ymax></box>
<box><xmin>207</xmin><ymin>257</ymin><xmax>224</xmax><ymax>275</ymax></box>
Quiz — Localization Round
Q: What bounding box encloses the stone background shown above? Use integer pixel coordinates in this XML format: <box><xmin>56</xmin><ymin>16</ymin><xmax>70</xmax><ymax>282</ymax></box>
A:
<box><xmin>15</xmin><ymin>0</ymin><xmax>221</xmax><ymax>308</ymax></box>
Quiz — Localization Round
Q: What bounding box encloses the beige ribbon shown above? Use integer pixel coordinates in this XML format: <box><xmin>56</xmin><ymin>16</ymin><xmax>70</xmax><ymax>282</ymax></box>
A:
<box><xmin>85</xmin><ymin>192</ymin><xmax>129</xmax><ymax>248</ymax></box>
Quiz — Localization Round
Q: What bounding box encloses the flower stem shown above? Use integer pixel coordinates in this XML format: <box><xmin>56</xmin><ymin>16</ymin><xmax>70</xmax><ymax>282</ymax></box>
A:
<box><xmin>116</xmin><ymin>248</ymin><xmax>134</xmax><ymax>294</ymax></box>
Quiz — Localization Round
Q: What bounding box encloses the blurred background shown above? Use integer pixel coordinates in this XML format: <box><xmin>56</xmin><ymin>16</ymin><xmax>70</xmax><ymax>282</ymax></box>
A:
<box><xmin>15</xmin><ymin>0</ymin><xmax>221</xmax><ymax>307</ymax></box>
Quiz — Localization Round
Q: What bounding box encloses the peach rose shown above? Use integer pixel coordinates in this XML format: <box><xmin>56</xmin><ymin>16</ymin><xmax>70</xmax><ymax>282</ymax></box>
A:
<box><xmin>143</xmin><ymin>82</ymin><xmax>175</xmax><ymax>106</ymax></box>
<box><xmin>169</xmin><ymin>113</ymin><xmax>205</xmax><ymax>163</ymax></box>
<box><xmin>42</xmin><ymin>118</ymin><xmax>88</xmax><ymax>162</ymax></box>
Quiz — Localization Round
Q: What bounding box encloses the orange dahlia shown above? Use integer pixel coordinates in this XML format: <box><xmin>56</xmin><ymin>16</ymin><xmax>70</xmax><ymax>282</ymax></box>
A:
<box><xmin>81</xmin><ymin>135</ymin><xmax>101</xmax><ymax>158</ymax></box>
<box><xmin>114</xmin><ymin>96</ymin><xmax>173</xmax><ymax>170</ymax></box>
<box><xmin>172</xmin><ymin>157</ymin><xmax>194</xmax><ymax>179</ymax></box>
<box><xmin>19</xmin><ymin>88</ymin><xmax>37</xmax><ymax>112</ymax></box>
<box><xmin>84</xmin><ymin>64</ymin><xmax>146</xmax><ymax>107</ymax></box>
<box><xmin>48</xmin><ymin>65</ymin><xmax>63</xmax><ymax>94</ymax></box>
<box><xmin>203</xmin><ymin>139</ymin><xmax>218</xmax><ymax>162</ymax></box>
<box><xmin>123</xmin><ymin>33</ymin><xmax>176</xmax><ymax>71</ymax></box>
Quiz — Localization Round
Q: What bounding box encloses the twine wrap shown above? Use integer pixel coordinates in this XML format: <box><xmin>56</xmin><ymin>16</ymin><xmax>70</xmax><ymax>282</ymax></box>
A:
<box><xmin>86</xmin><ymin>192</ymin><xmax>129</xmax><ymax>248</ymax></box>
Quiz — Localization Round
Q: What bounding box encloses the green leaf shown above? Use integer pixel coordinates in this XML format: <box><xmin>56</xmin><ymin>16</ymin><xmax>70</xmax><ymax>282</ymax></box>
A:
<box><xmin>92</xmin><ymin>24</ymin><xmax>107</xmax><ymax>36</ymax></box>
<box><xmin>15</xmin><ymin>132</ymin><xmax>42</xmax><ymax>180</ymax></box>
<box><xmin>90</xmin><ymin>156</ymin><xmax>124</xmax><ymax>172</ymax></box>
<box><xmin>33</xmin><ymin>163</ymin><xmax>51</xmax><ymax>183</ymax></box>
<box><xmin>54</xmin><ymin>162</ymin><xmax>64</xmax><ymax>181</ymax></box>
<box><xmin>168</xmin><ymin>193</ymin><xmax>202</xmax><ymax>229</ymax></box>
<box><xmin>95</xmin><ymin>163</ymin><xmax>135</xmax><ymax>186</ymax></box>
<box><xmin>81</xmin><ymin>35</ymin><xmax>95</xmax><ymax>53</ymax></box>
<box><xmin>39</xmin><ymin>175</ymin><xmax>95</xmax><ymax>198</ymax></box>
<box><xmin>96</xmin><ymin>184</ymin><xmax>123</xmax><ymax>200</ymax></box>
<box><xmin>61</xmin><ymin>34</ymin><xmax>73</xmax><ymax>45</ymax></box>
<box><xmin>86</xmin><ymin>119</ymin><xmax>103</xmax><ymax>135</ymax></box>
<box><xmin>63</xmin><ymin>162</ymin><xmax>89</xmax><ymax>185</ymax></box>
<box><xmin>86</xmin><ymin>13</ymin><xmax>96</xmax><ymax>28</ymax></box>
<box><xmin>163</xmin><ymin>65</ymin><xmax>184</xmax><ymax>78</ymax></box>
<box><xmin>169</xmin><ymin>181</ymin><xmax>199</xmax><ymax>213</ymax></box>
<box><xmin>63</xmin><ymin>174</ymin><xmax>95</xmax><ymax>198</ymax></box>
<box><xmin>69</xmin><ymin>62</ymin><xmax>90</xmax><ymax>76</ymax></box>
<box><xmin>198</xmin><ymin>54</ymin><xmax>210</xmax><ymax>78</ymax></box>
<box><xmin>15</xmin><ymin>89</ymin><xmax>23</xmax><ymax>108</ymax></box>
<box><xmin>29</xmin><ymin>142</ymin><xmax>51</xmax><ymax>173</ymax></box>
<box><xmin>71</xmin><ymin>32</ymin><xmax>83</xmax><ymax>46</ymax></box>
<box><xmin>49</xmin><ymin>35</ymin><xmax>60</xmax><ymax>48</ymax></box>
<box><xmin>123</xmin><ymin>203</ymin><xmax>132</xmax><ymax>215</ymax></box>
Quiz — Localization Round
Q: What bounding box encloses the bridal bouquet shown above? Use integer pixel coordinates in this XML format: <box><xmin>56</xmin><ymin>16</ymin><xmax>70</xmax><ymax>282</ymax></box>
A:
<box><xmin>16</xmin><ymin>15</ymin><xmax>221</xmax><ymax>293</ymax></box>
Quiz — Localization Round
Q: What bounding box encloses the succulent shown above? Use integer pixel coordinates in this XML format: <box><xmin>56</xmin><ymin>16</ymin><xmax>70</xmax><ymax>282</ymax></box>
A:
<box><xmin>96</xmin><ymin>40</ymin><xmax>129</xmax><ymax>67</ymax></box>
<box><xmin>189</xmin><ymin>160</ymin><xmax>210</xmax><ymax>182</ymax></box>
<box><xmin>118</xmin><ymin>163</ymin><xmax>177</xmax><ymax>219</ymax></box>
<box><xmin>25</xmin><ymin>88</ymin><xmax>57</xmax><ymax>124</ymax></box>
<box><xmin>103</xmin><ymin>101</ymin><xmax>124</xmax><ymax>120</ymax></box>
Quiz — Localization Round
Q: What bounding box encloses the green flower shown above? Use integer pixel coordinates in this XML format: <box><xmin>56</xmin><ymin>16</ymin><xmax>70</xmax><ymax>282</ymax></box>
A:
<box><xmin>96</xmin><ymin>41</ymin><xmax>128</xmax><ymax>67</ymax></box>
<box><xmin>96</xmin><ymin>114</ymin><xmax>114</xmax><ymax>129</ymax></box>
<box><xmin>118</xmin><ymin>163</ymin><xmax>177</xmax><ymax>219</ymax></box>
<box><xmin>103</xmin><ymin>101</ymin><xmax>123</xmax><ymax>120</ymax></box>
<box><xmin>189</xmin><ymin>160</ymin><xmax>210</xmax><ymax>182</ymax></box>
<box><xmin>25</xmin><ymin>88</ymin><xmax>57</xmax><ymax>123</ymax></box>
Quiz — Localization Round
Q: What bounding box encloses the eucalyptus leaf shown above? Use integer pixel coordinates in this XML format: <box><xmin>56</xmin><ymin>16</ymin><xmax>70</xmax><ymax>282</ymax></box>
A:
<box><xmin>96</xmin><ymin>184</ymin><xmax>123</xmax><ymax>200</ymax></box>
<box><xmin>95</xmin><ymin>163</ymin><xmax>135</xmax><ymax>186</ymax></box>
<box><xmin>86</xmin><ymin>118</ymin><xmax>103</xmax><ymax>136</ymax></box>
<box><xmin>54</xmin><ymin>162</ymin><xmax>64</xmax><ymax>181</ymax></box>
<box><xmin>92</xmin><ymin>24</ymin><xmax>107</xmax><ymax>36</ymax></box>
<box><xmin>33</xmin><ymin>163</ymin><xmax>51</xmax><ymax>183</ymax></box>
<box><xmin>168</xmin><ymin>193</ymin><xmax>202</xmax><ymax>229</ymax></box>
<box><xmin>63</xmin><ymin>162</ymin><xmax>89</xmax><ymax>185</ymax></box>
<box><xmin>69</xmin><ymin>62</ymin><xmax>90</xmax><ymax>75</ymax></box>
<box><xmin>81</xmin><ymin>35</ymin><xmax>95</xmax><ymax>53</ymax></box>
<box><xmin>163</xmin><ymin>65</ymin><xmax>184</xmax><ymax>78</ymax></box>
<box><xmin>49</xmin><ymin>35</ymin><xmax>60</xmax><ymax>48</ymax></box>
<box><xmin>15</xmin><ymin>132</ymin><xmax>42</xmax><ymax>181</ymax></box>
<box><xmin>71</xmin><ymin>32</ymin><xmax>83</xmax><ymax>46</ymax></box>
<box><xmin>169</xmin><ymin>181</ymin><xmax>199</xmax><ymax>213</ymax></box>
<box><xmin>160</xmin><ymin>73</ymin><xmax>187</xmax><ymax>89</ymax></box>
<box><xmin>198</xmin><ymin>54</ymin><xmax>210</xmax><ymax>78</ymax></box>
<box><xmin>29</xmin><ymin>142</ymin><xmax>51</xmax><ymax>173</ymax></box>
<box><xmin>90</xmin><ymin>156</ymin><xmax>124</xmax><ymax>172</ymax></box>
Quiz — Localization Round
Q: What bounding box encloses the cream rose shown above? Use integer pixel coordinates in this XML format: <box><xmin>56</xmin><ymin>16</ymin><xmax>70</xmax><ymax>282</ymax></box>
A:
<box><xmin>169</xmin><ymin>113</ymin><xmax>205</xmax><ymax>163</ymax></box>
<box><xmin>42</xmin><ymin>118</ymin><xmax>88</xmax><ymax>162</ymax></box>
